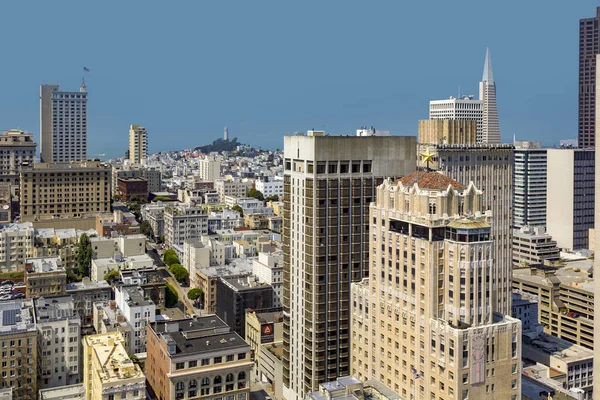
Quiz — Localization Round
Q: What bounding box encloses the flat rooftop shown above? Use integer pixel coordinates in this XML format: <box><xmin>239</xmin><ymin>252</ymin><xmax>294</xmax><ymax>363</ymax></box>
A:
<box><xmin>34</xmin><ymin>295</ymin><xmax>77</xmax><ymax>323</ymax></box>
<box><xmin>26</xmin><ymin>257</ymin><xmax>64</xmax><ymax>273</ymax></box>
<box><xmin>39</xmin><ymin>383</ymin><xmax>85</xmax><ymax>399</ymax></box>
<box><xmin>513</xmin><ymin>264</ymin><xmax>593</xmax><ymax>294</ymax></box>
<box><xmin>523</xmin><ymin>332</ymin><xmax>594</xmax><ymax>363</ymax></box>
<box><xmin>0</xmin><ymin>300</ymin><xmax>35</xmax><ymax>334</ymax></box>
<box><xmin>67</xmin><ymin>279</ymin><xmax>111</xmax><ymax>291</ymax></box>
<box><xmin>151</xmin><ymin>316</ymin><xmax>249</xmax><ymax>357</ymax></box>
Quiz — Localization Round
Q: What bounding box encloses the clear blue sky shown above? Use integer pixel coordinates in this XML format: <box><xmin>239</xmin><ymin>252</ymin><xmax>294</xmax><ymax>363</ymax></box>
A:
<box><xmin>1</xmin><ymin>1</ymin><xmax>597</xmax><ymax>157</ymax></box>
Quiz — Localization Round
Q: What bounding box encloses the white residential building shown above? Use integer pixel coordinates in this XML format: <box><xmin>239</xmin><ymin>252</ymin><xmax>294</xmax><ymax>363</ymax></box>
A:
<box><xmin>0</xmin><ymin>222</ymin><xmax>35</xmax><ymax>272</ymax></box>
<box><xmin>215</xmin><ymin>178</ymin><xmax>254</xmax><ymax>202</ymax></box>
<box><xmin>34</xmin><ymin>295</ymin><xmax>82</xmax><ymax>389</ymax></box>
<box><xmin>198</xmin><ymin>155</ymin><xmax>221</xmax><ymax>182</ymax></box>
<box><xmin>255</xmin><ymin>176</ymin><xmax>284</xmax><ymax>199</ymax></box>
<box><xmin>129</xmin><ymin>124</ymin><xmax>148</xmax><ymax>166</ymax></box>
<box><xmin>182</xmin><ymin>239</ymin><xmax>210</xmax><ymax>272</ymax></box>
<box><xmin>114</xmin><ymin>285</ymin><xmax>156</xmax><ymax>354</ymax></box>
<box><xmin>252</xmin><ymin>251</ymin><xmax>283</xmax><ymax>307</ymax></box>
<box><xmin>164</xmin><ymin>203</ymin><xmax>209</xmax><ymax>248</ymax></box>
<box><xmin>90</xmin><ymin>234</ymin><xmax>146</xmax><ymax>259</ymax></box>
<box><xmin>40</xmin><ymin>83</ymin><xmax>88</xmax><ymax>163</ymax></box>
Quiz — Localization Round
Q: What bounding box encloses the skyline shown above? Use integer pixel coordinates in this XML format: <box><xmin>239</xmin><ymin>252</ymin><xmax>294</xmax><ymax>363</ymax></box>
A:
<box><xmin>1</xmin><ymin>1</ymin><xmax>598</xmax><ymax>158</ymax></box>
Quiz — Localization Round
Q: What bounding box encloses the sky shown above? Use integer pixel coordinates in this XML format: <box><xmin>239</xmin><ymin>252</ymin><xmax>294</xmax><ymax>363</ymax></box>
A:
<box><xmin>0</xmin><ymin>1</ymin><xmax>598</xmax><ymax>158</ymax></box>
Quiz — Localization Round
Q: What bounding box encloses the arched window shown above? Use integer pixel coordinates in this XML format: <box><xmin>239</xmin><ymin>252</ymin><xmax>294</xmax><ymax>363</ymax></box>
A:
<box><xmin>189</xmin><ymin>380</ymin><xmax>197</xmax><ymax>388</ymax></box>
<box><xmin>214</xmin><ymin>376</ymin><xmax>222</xmax><ymax>384</ymax></box>
<box><xmin>201</xmin><ymin>378</ymin><xmax>209</xmax><ymax>386</ymax></box>
<box><xmin>226</xmin><ymin>373</ymin><xmax>234</xmax><ymax>382</ymax></box>
<box><xmin>238</xmin><ymin>371</ymin><xmax>246</xmax><ymax>380</ymax></box>
<box><xmin>458</xmin><ymin>199</ymin><xmax>464</xmax><ymax>215</ymax></box>
<box><xmin>429</xmin><ymin>201</ymin><xmax>436</xmax><ymax>215</ymax></box>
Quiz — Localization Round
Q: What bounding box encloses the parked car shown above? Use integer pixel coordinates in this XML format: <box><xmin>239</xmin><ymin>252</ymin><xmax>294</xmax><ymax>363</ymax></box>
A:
<box><xmin>13</xmin><ymin>293</ymin><xmax>24</xmax><ymax>299</ymax></box>
<box><xmin>0</xmin><ymin>295</ymin><xmax>11</xmax><ymax>301</ymax></box>
<box><xmin>0</xmin><ymin>281</ymin><xmax>13</xmax><ymax>286</ymax></box>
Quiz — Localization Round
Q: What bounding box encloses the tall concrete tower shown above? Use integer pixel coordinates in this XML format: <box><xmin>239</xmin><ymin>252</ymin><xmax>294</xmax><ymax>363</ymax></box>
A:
<box><xmin>40</xmin><ymin>83</ymin><xmax>88</xmax><ymax>163</ymax></box>
<box><xmin>479</xmin><ymin>48</ymin><xmax>501</xmax><ymax>144</ymax></box>
<box><xmin>129</xmin><ymin>124</ymin><xmax>148</xmax><ymax>165</ymax></box>
<box><xmin>282</xmin><ymin>131</ymin><xmax>416</xmax><ymax>399</ymax></box>
<box><xmin>579</xmin><ymin>7</ymin><xmax>600</xmax><ymax>148</ymax></box>
<box><xmin>224</xmin><ymin>126</ymin><xmax>229</xmax><ymax>141</ymax></box>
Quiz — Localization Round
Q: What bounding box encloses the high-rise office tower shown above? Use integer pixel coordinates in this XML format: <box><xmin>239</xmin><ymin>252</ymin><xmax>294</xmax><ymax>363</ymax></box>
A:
<box><xmin>579</xmin><ymin>7</ymin><xmax>600</xmax><ymax>148</ymax></box>
<box><xmin>418</xmin><ymin>125</ymin><xmax>514</xmax><ymax>315</ymax></box>
<box><xmin>40</xmin><ymin>82</ymin><xmax>88</xmax><ymax>163</ymax></box>
<box><xmin>479</xmin><ymin>48</ymin><xmax>501</xmax><ymax>144</ymax></box>
<box><xmin>351</xmin><ymin>171</ymin><xmax>521</xmax><ymax>399</ymax></box>
<box><xmin>513</xmin><ymin>141</ymin><xmax>547</xmax><ymax>228</ymax></box>
<box><xmin>282</xmin><ymin>131</ymin><xmax>416</xmax><ymax>399</ymax></box>
<box><xmin>546</xmin><ymin>148</ymin><xmax>595</xmax><ymax>251</ymax></box>
<box><xmin>430</xmin><ymin>49</ymin><xmax>501</xmax><ymax>144</ymax></box>
<box><xmin>593</xmin><ymin>52</ymin><xmax>600</xmax><ymax>397</ymax></box>
<box><xmin>129</xmin><ymin>124</ymin><xmax>148</xmax><ymax>165</ymax></box>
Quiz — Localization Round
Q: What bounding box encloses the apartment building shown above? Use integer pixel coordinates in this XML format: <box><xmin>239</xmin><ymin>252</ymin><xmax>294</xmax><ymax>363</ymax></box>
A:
<box><xmin>0</xmin><ymin>129</ymin><xmax>36</xmax><ymax>188</ymax></box>
<box><xmin>112</xmin><ymin>165</ymin><xmax>161</xmax><ymax>195</ymax></box>
<box><xmin>0</xmin><ymin>223</ymin><xmax>35</xmax><ymax>272</ymax></box>
<box><xmin>117</xmin><ymin>178</ymin><xmax>148</xmax><ymax>201</ymax></box>
<box><xmin>283</xmin><ymin>132</ymin><xmax>416</xmax><ymax>398</ymax></box>
<box><xmin>129</xmin><ymin>125</ymin><xmax>148</xmax><ymax>166</ymax></box>
<box><xmin>245</xmin><ymin>309</ymin><xmax>283</xmax><ymax>387</ymax></box>
<box><xmin>417</xmin><ymin>139</ymin><xmax>514</xmax><ymax>316</ymax></box>
<box><xmin>33</xmin><ymin>228</ymin><xmax>85</xmax><ymax>276</ymax></box>
<box><xmin>34</xmin><ymin>295</ymin><xmax>81</xmax><ymax>389</ymax></box>
<box><xmin>255</xmin><ymin>176</ymin><xmax>283</xmax><ymax>199</ymax></box>
<box><xmin>0</xmin><ymin>300</ymin><xmax>37</xmax><ymax>399</ymax></box>
<box><xmin>20</xmin><ymin>161</ymin><xmax>111</xmax><ymax>221</ymax></box>
<box><xmin>39</xmin><ymin>83</ymin><xmax>88</xmax><ymax>163</ymax></box>
<box><xmin>182</xmin><ymin>240</ymin><xmax>210</xmax><ymax>272</ymax></box>
<box><xmin>164</xmin><ymin>203</ymin><xmax>209</xmax><ymax>248</ymax></box>
<box><xmin>141</xmin><ymin>202</ymin><xmax>165</xmax><ymax>238</ymax></box>
<box><xmin>24</xmin><ymin>257</ymin><xmax>67</xmax><ymax>299</ymax></box>
<box><xmin>198</xmin><ymin>155</ymin><xmax>221</xmax><ymax>182</ymax></box>
<box><xmin>192</xmin><ymin>261</ymin><xmax>253</xmax><ymax>314</ymax></box>
<box><xmin>145</xmin><ymin>316</ymin><xmax>252</xmax><ymax>400</ymax></box>
<box><xmin>67</xmin><ymin>280</ymin><xmax>112</xmax><ymax>334</ymax></box>
<box><xmin>215</xmin><ymin>178</ymin><xmax>253</xmax><ymax>202</ymax></box>
<box><xmin>114</xmin><ymin>285</ymin><xmax>156</xmax><ymax>354</ymax></box>
<box><xmin>512</xmin><ymin>226</ymin><xmax>560</xmax><ymax>268</ymax></box>
<box><xmin>83</xmin><ymin>332</ymin><xmax>145</xmax><ymax>400</ymax></box>
<box><xmin>513</xmin><ymin>141</ymin><xmax>547</xmax><ymax>228</ymax></box>
<box><xmin>513</xmin><ymin>263</ymin><xmax>594</xmax><ymax>350</ymax></box>
<box><xmin>351</xmin><ymin>172</ymin><xmax>521</xmax><ymax>399</ymax></box>
<box><xmin>252</xmin><ymin>251</ymin><xmax>283</xmax><ymax>308</ymax></box>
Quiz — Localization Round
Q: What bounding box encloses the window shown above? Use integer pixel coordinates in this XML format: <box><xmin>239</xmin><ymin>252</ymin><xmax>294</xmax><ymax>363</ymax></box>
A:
<box><xmin>226</xmin><ymin>354</ymin><xmax>234</xmax><ymax>362</ymax></box>
<box><xmin>176</xmin><ymin>362</ymin><xmax>185</xmax><ymax>370</ymax></box>
<box><xmin>201</xmin><ymin>358</ymin><xmax>210</xmax><ymax>366</ymax></box>
<box><xmin>238</xmin><ymin>371</ymin><xmax>246</xmax><ymax>380</ymax></box>
<box><xmin>214</xmin><ymin>356</ymin><xmax>222</xmax><ymax>364</ymax></box>
<box><xmin>189</xmin><ymin>360</ymin><xmax>197</xmax><ymax>368</ymax></box>
<box><xmin>214</xmin><ymin>376</ymin><xmax>222</xmax><ymax>384</ymax></box>
<box><xmin>226</xmin><ymin>373</ymin><xmax>234</xmax><ymax>382</ymax></box>
<box><xmin>201</xmin><ymin>378</ymin><xmax>210</xmax><ymax>386</ymax></box>
<box><xmin>238</xmin><ymin>352</ymin><xmax>246</xmax><ymax>360</ymax></box>
<box><xmin>176</xmin><ymin>382</ymin><xmax>185</xmax><ymax>391</ymax></box>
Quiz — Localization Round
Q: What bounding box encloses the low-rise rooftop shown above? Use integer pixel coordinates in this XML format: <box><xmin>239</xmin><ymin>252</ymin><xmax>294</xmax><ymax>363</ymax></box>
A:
<box><xmin>25</xmin><ymin>257</ymin><xmax>63</xmax><ymax>273</ymax></box>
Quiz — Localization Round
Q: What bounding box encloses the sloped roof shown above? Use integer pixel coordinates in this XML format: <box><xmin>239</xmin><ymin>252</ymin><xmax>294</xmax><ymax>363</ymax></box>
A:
<box><xmin>398</xmin><ymin>171</ymin><xmax>466</xmax><ymax>190</ymax></box>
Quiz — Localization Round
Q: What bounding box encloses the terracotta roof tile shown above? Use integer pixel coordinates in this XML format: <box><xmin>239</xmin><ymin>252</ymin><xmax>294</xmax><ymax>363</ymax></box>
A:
<box><xmin>398</xmin><ymin>171</ymin><xmax>466</xmax><ymax>190</ymax></box>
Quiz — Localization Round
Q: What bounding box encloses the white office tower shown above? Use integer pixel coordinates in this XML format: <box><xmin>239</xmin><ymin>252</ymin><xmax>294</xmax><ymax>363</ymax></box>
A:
<box><xmin>40</xmin><ymin>82</ymin><xmax>88</xmax><ymax>163</ymax></box>
<box><xmin>479</xmin><ymin>48</ymin><xmax>501</xmax><ymax>144</ymax></box>
<box><xmin>430</xmin><ymin>49</ymin><xmax>501</xmax><ymax>144</ymax></box>
<box><xmin>129</xmin><ymin>124</ymin><xmax>148</xmax><ymax>165</ymax></box>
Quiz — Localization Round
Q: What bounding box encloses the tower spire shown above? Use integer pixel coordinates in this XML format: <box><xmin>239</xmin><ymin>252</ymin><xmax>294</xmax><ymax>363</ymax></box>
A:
<box><xmin>482</xmin><ymin>47</ymin><xmax>494</xmax><ymax>83</ymax></box>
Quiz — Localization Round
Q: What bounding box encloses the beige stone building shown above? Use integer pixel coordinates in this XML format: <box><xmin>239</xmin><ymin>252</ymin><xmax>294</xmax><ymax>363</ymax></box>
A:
<box><xmin>146</xmin><ymin>316</ymin><xmax>252</xmax><ymax>400</ymax></box>
<box><xmin>512</xmin><ymin>226</ymin><xmax>560</xmax><ymax>268</ymax></box>
<box><xmin>513</xmin><ymin>262</ymin><xmax>594</xmax><ymax>350</ymax></box>
<box><xmin>417</xmin><ymin>134</ymin><xmax>514</xmax><ymax>316</ymax></box>
<box><xmin>20</xmin><ymin>161</ymin><xmax>111</xmax><ymax>221</ymax></box>
<box><xmin>417</xmin><ymin>120</ymin><xmax>477</xmax><ymax>145</ymax></box>
<box><xmin>351</xmin><ymin>171</ymin><xmax>521</xmax><ymax>399</ymax></box>
<box><xmin>24</xmin><ymin>257</ymin><xmax>67</xmax><ymax>299</ymax></box>
<box><xmin>83</xmin><ymin>331</ymin><xmax>145</xmax><ymax>400</ymax></box>
<box><xmin>282</xmin><ymin>132</ymin><xmax>416</xmax><ymax>399</ymax></box>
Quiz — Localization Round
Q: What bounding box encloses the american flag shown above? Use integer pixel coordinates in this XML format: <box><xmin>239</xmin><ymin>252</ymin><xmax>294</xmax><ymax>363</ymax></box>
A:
<box><xmin>83</xmin><ymin>67</ymin><xmax>89</xmax><ymax>72</ymax></box>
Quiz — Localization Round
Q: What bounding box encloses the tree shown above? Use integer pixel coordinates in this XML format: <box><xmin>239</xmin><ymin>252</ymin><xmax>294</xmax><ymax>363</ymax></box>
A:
<box><xmin>104</xmin><ymin>269</ymin><xmax>120</xmax><ymax>284</ymax></box>
<box><xmin>163</xmin><ymin>249</ymin><xmax>180</xmax><ymax>266</ymax></box>
<box><xmin>158</xmin><ymin>234</ymin><xmax>165</xmax><ymax>244</ymax></box>
<box><xmin>140</xmin><ymin>220</ymin><xmax>153</xmax><ymax>237</ymax></box>
<box><xmin>232</xmin><ymin>205</ymin><xmax>244</xmax><ymax>218</ymax></box>
<box><xmin>265</xmin><ymin>195</ymin><xmax>280</xmax><ymax>202</ymax></box>
<box><xmin>247</xmin><ymin>188</ymin><xmax>264</xmax><ymax>201</ymax></box>
<box><xmin>170</xmin><ymin>264</ymin><xmax>189</xmax><ymax>283</ymax></box>
<box><xmin>188</xmin><ymin>288</ymin><xmax>204</xmax><ymax>302</ymax></box>
<box><xmin>165</xmin><ymin>283</ymin><xmax>179</xmax><ymax>307</ymax></box>
<box><xmin>77</xmin><ymin>234</ymin><xmax>92</xmax><ymax>278</ymax></box>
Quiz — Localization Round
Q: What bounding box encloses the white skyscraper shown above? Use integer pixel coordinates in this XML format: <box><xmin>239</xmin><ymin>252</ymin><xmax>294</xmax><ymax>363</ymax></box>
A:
<box><xmin>40</xmin><ymin>82</ymin><xmax>88</xmax><ymax>163</ymax></box>
<box><xmin>430</xmin><ymin>48</ymin><xmax>501</xmax><ymax>144</ymax></box>
<box><xmin>479</xmin><ymin>48</ymin><xmax>501</xmax><ymax>144</ymax></box>
<box><xmin>129</xmin><ymin>124</ymin><xmax>148</xmax><ymax>165</ymax></box>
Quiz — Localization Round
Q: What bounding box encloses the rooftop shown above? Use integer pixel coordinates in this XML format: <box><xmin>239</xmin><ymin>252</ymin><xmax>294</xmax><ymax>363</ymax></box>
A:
<box><xmin>66</xmin><ymin>279</ymin><xmax>111</xmax><ymax>292</ymax></box>
<box><xmin>26</xmin><ymin>257</ymin><xmax>64</xmax><ymax>273</ymax></box>
<box><xmin>34</xmin><ymin>295</ymin><xmax>78</xmax><ymax>323</ymax></box>
<box><xmin>222</xmin><ymin>276</ymin><xmax>272</xmax><ymax>291</ymax></box>
<box><xmin>39</xmin><ymin>383</ymin><xmax>85</xmax><ymax>400</ymax></box>
<box><xmin>0</xmin><ymin>300</ymin><xmax>35</xmax><ymax>334</ymax></box>
<box><xmin>398</xmin><ymin>171</ymin><xmax>466</xmax><ymax>190</ymax></box>
<box><xmin>523</xmin><ymin>332</ymin><xmax>593</xmax><ymax>364</ymax></box>
<box><xmin>84</xmin><ymin>332</ymin><xmax>145</xmax><ymax>384</ymax></box>
<box><xmin>117</xmin><ymin>285</ymin><xmax>154</xmax><ymax>307</ymax></box>
<box><xmin>151</xmin><ymin>316</ymin><xmax>250</xmax><ymax>357</ymax></box>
